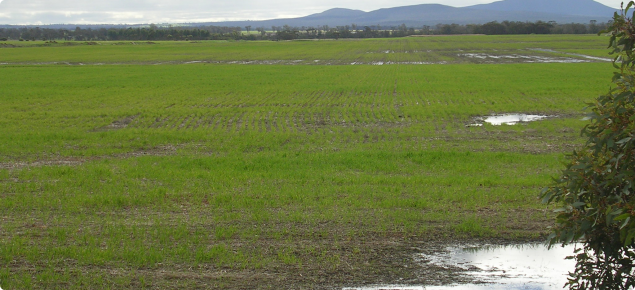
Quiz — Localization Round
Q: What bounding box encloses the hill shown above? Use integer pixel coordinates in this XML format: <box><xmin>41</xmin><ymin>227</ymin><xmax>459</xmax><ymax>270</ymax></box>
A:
<box><xmin>469</xmin><ymin>0</ymin><xmax>617</xmax><ymax>17</ymax></box>
<box><xmin>202</xmin><ymin>0</ymin><xmax>616</xmax><ymax>28</ymax></box>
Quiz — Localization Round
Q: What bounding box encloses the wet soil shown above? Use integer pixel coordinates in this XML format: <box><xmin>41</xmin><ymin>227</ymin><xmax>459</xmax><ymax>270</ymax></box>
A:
<box><xmin>3</xmin><ymin>233</ymin><xmax>549</xmax><ymax>289</ymax></box>
<box><xmin>0</xmin><ymin>201</ymin><xmax>552</xmax><ymax>289</ymax></box>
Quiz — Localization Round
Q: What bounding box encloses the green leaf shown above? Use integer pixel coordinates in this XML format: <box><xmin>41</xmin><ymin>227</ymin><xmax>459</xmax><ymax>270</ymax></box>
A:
<box><xmin>566</xmin><ymin>231</ymin><xmax>575</xmax><ymax>243</ymax></box>
<box><xmin>625</xmin><ymin>230</ymin><xmax>635</xmax><ymax>246</ymax></box>
<box><xmin>615</xmin><ymin>213</ymin><xmax>631</xmax><ymax>221</ymax></box>
<box><xmin>571</xmin><ymin>164</ymin><xmax>589</xmax><ymax>170</ymax></box>
<box><xmin>572</xmin><ymin>201</ymin><xmax>586</xmax><ymax>208</ymax></box>
<box><xmin>621</xmin><ymin>217</ymin><xmax>631</xmax><ymax>229</ymax></box>
<box><xmin>547</xmin><ymin>233</ymin><xmax>557</xmax><ymax>246</ymax></box>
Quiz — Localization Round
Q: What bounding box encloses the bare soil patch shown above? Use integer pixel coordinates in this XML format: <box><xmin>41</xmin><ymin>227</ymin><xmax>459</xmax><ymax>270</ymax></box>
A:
<box><xmin>0</xmin><ymin>145</ymin><xmax>179</xmax><ymax>170</ymax></box>
<box><xmin>92</xmin><ymin>115</ymin><xmax>139</xmax><ymax>131</ymax></box>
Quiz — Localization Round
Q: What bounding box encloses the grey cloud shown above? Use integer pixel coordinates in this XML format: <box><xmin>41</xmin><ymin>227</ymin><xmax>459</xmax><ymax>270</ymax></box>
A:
<box><xmin>0</xmin><ymin>11</ymin><xmax>321</xmax><ymax>25</ymax></box>
<box><xmin>0</xmin><ymin>0</ymin><xmax>623</xmax><ymax>25</ymax></box>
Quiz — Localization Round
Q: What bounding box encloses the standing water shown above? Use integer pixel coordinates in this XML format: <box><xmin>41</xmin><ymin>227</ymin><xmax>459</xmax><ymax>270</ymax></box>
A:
<box><xmin>483</xmin><ymin>114</ymin><xmax>547</xmax><ymax>125</ymax></box>
<box><xmin>344</xmin><ymin>243</ymin><xmax>577</xmax><ymax>290</ymax></box>
<box><xmin>481</xmin><ymin>114</ymin><xmax>548</xmax><ymax>126</ymax></box>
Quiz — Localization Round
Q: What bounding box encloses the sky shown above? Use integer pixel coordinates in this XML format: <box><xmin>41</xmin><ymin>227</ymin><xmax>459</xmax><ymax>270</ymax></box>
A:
<box><xmin>0</xmin><ymin>0</ymin><xmax>624</xmax><ymax>25</ymax></box>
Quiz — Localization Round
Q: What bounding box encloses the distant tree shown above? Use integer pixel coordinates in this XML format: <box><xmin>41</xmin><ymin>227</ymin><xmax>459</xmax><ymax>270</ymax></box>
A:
<box><xmin>541</xmin><ymin>2</ymin><xmax>635</xmax><ymax>289</ymax></box>
<box><xmin>589</xmin><ymin>20</ymin><xmax>601</xmax><ymax>34</ymax></box>
<box><xmin>0</xmin><ymin>20</ymin><xmax>614</xmax><ymax>42</ymax></box>
<box><xmin>331</xmin><ymin>30</ymin><xmax>340</xmax><ymax>40</ymax></box>
<box><xmin>363</xmin><ymin>26</ymin><xmax>373</xmax><ymax>38</ymax></box>
<box><xmin>479</xmin><ymin>21</ymin><xmax>506</xmax><ymax>35</ymax></box>
<box><xmin>421</xmin><ymin>25</ymin><xmax>431</xmax><ymax>35</ymax></box>
<box><xmin>276</xmin><ymin>29</ymin><xmax>298</xmax><ymax>40</ymax></box>
<box><xmin>305</xmin><ymin>27</ymin><xmax>315</xmax><ymax>38</ymax></box>
<box><xmin>256</xmin><ymin>27</ymin><xmax>266</xmax><ymax>37</ymax></box>
<box><xmin>435</xmin><ymin>23</ymin><xmax>465</xmax><ymax>35</ymax></box>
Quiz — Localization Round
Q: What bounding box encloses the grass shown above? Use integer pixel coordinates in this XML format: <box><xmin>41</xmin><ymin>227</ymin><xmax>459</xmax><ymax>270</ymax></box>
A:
<box><xmin>0</xmin><ymin>35</ymin><xmax>614</xmax><ymax>289</ymax></box>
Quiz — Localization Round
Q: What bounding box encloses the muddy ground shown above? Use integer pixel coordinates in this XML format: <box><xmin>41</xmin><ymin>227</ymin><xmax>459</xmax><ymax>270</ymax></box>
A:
<box><xmin>2</xmin><ymin>225</ymin><xmax>551</xmax><ymax>289</ymax></box>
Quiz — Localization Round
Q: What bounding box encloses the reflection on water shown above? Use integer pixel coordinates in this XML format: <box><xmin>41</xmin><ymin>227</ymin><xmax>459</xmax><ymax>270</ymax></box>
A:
<box><xmin>469</xmin><ymin>114</ymin><xmax>548</xmax><ymax>126</ymax></box>
<box><xmin>423</xmin><ymin>243</ymin><xmax>577</xmax><ymax>290</ymax></box>
<box><xmin>459</xmin><ymin>53</ymin><xmax>588</xmax><ymax>63</ymax></box>
<box><xmin>483</xmin><ymin>114</ymin><xmax>547</xmax><ymax>125</ymax></box>
<box><xmin>528</xmin><ymin>48</ymin><xmax>612</xmax><ymax>62</ymax></box>
<box><xmin>344</xmin><ymin>243</ymin><xmax>578</xmax><ymax>290</ymax></box>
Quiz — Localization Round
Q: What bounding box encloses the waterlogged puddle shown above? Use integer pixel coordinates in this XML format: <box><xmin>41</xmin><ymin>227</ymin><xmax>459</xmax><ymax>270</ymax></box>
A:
<box><xmin>469</xmin><ymin>114</ymin><xmax>548</xmax><ymax>126</ymax></box>
<box><xmin>421</xmin><ymin>244</ymin><xmax>577</xmax><ymax>289</ymax></box>
<box><xmin>482</xmin><ymin>114</ymin><xmax>548</xmax><ymax>125</ymax></box>
<box><xmin>529</xmin><ymin>48</ymin><xmax>612</xmax><ymax>62</ymax></box>
<box><xmin>461</xmin><ymin>49</ymin><xmax>611</xmax><ymax>63</ymax></box>
<box><xmin>351</xmin><ymin>61</ymin><xmax>439</xmax><ymax>65</ymax></box>
<box><xmin>459</xmin><ymin>53</ymin><xmax>588</xmax><ymax>63</ymax></box>
<box><xmin>345</xmin><ymin>244</ymin><xmax>577</xmax><ymax>290</ymax></box>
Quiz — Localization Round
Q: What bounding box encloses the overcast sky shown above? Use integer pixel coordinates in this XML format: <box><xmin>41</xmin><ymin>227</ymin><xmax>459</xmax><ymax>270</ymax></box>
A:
<box><xmin>0</xmin><ymin>0</ymin><xmax>623</xmax><ymax>25</ymax></box>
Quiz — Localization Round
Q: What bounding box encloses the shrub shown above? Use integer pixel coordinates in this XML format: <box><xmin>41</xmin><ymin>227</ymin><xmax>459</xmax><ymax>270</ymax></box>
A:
<box><xmin>541</xmin><ymin>2</ymin><xmax>635</xmax><ymax>289</ymax></box>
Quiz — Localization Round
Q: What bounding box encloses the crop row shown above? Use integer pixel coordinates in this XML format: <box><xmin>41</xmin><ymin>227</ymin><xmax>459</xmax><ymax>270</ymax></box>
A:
<box><xmin>0</xmin><ymin>62</ymin><xmax>611</xmax><ymax>159</ymax></box>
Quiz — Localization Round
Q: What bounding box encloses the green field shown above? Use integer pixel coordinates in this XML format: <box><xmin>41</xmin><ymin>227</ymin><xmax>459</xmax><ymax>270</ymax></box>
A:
<box><xmin>0</xmin><ymin>34</ymin><xmax>611</xmax><ymax>64</ymax></box>
<box><xmin>0</xmin><ymin>35</ymin><xmax>615</xmax><ymax>289</ymax></box>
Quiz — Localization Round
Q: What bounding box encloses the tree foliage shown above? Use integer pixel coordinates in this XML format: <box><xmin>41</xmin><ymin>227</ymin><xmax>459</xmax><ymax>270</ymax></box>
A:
<box><xmin>541</xmin><ymin>2</ymin><xmax>635</xmax><ymax>289</ymax></box>
<box><xmin>0</xmin><ymin>20</ymin><xmax>611</xmax><ymax>42</ymax></box>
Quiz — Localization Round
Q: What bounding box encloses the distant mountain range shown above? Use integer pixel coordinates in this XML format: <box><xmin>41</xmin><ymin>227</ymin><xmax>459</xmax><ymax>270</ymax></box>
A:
<box><xmin>198</xmin><ymin>0</ymin><xmax>617</xmax><ymax>28</ymax></box>
<box><xmin>0</xmin><ymin>0</ymin><xmax>618</xmax><ymax>29</ymax></box>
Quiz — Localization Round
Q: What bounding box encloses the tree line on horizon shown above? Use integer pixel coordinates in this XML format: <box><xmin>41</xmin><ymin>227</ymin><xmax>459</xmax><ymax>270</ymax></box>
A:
<box><xmin>0</xmin><ymin>20</ymin><xmax>610</xmax><ymax>42</ymax></box>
